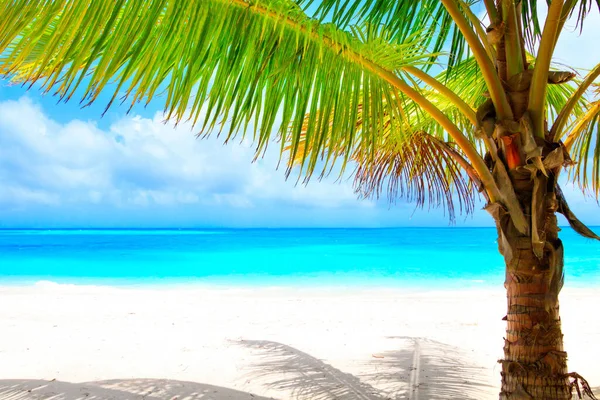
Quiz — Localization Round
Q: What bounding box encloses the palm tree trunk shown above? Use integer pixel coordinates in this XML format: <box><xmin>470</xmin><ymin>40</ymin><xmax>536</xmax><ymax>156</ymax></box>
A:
<box><xmin>499</xmin><ymin>219</ymin><xmax>570</xmax><ymax>398</ymax></box>
<box><xmin>491</xmin><ymin>174</ymin><xmax>571</xmax><ymax>399</ymax></box>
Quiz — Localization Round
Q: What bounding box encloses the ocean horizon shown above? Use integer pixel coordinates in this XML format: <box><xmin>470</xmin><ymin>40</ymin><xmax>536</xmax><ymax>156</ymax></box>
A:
<box><xmin>1</xmin><ymin>227</ymin><xmax>599</xmax><ymax>289</ymax></box>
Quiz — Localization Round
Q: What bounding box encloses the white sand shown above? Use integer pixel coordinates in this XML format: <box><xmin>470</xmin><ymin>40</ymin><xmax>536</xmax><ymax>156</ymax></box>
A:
<box><xmin>0</xmin><ymin>282</ymin><xmax>598</xmax><ymax>399</ymax></box>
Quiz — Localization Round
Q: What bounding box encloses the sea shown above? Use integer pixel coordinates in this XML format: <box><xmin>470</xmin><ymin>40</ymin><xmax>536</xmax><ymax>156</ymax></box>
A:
<box><xmin>0</xmin><ymin>228</ymin><xmax>599</xmax><ymax>289</ymax></box>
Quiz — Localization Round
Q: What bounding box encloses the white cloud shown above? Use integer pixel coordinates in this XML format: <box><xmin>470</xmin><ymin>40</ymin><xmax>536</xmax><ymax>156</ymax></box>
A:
<box><xmin>0</xmin><ymin>97</ymin><xmax>370</xmax><ymax>215</ymax></box>
<box><xmin>2</xmin><ymin>95</ymin><xmax>594</xmax><ymax>228</ymax></box>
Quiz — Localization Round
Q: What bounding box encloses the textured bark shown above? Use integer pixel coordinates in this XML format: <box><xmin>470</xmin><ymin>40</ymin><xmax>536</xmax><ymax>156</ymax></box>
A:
<box><xmin>491</xmin><ymin>171</ymin><xmax>571</xmax><ymax>399</ymax></box>
<box><xmin>499</xmin><ymin>218</ymin><xmax>570</xmax><ymax>399</ymax></box>
<box><xmin>480</xmin><ymin>4</ymin><xmax>596</xmax><ymax>396</ymax></box>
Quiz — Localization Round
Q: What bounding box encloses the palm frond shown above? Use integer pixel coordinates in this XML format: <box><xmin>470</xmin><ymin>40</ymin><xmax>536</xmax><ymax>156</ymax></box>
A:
<box><xmin>3</xmin><ymin>0</ymin><xmax>596</xmax><ymax>215</ymax></box>
<box><xmin>297</xmin><ymin>0</ymin><xmax>470</xmax><ymax>70</ymax></box>
<box><xmin>564</xmin><ymin>86</ymin><xmax>600</xmax><ymax>196</ymax></box>
<box><xmin>353</xmin><ymin>131</ymin><xmax>477</xmax><ymax>222</ymax></box>
<box><xmin>239</xmin><ymin>340</ymin><xmax>383</xmax><ymax>400</ymax></box>
<box><xmin>238</xmin><ymin>338</ymin><xmax>496</xmax><ymax>400</ymax></box>
<box><xmin>285</xmin><ymin>53</ymin><xmax>584</xmax><ymax>220</ymax></box>
<box><xmin>547</xmin><ymin>77</ymin><xmax>586</xmax><ymax>123</ymax></box>
<box><xmin>286</xmin><ymin>90</ymin><xmax>478</xmax><ymax>221</ymax></box>
<box><xmin>552</xmin><ymin>62</ymin><xmax>600</xmax><ymax>141</ymax></box>
<box><xmin>0</xmin><ymin>0</ymin><xmax>443</xmax><ymax>183</ymax></box>
<box><xmin>297</xmin><ymin>0</ymin><xmax>600</xmax><ymax>69</ymax></box>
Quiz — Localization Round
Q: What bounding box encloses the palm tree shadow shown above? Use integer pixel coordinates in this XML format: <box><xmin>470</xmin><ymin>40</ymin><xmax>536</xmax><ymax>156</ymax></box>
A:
<box><xmin>0</xmin><ymin>378</ymin><xmax>276</xmax><ymax>400</ymax></box>
<box><xmin>367</xmin><ymin>336</ymin><xmax>496</xmax><ymax>399</ymax></box>
<box><xmin>238</xmin><ymin>339</ymin><xmax>384</xmax><ymax>400</ymax></box>
<box><xmin>238</xmin><ymin>337</ymin><xmax>497</xmax><ymax>400</ymax></box>
<box><xmin>1</xmin><ymin>338</ymin><xmax>498</xmax><ymax>400</ymax></box>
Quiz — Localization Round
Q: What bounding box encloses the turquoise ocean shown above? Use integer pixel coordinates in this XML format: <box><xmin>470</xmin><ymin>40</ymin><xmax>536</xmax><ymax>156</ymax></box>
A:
<box><xmin>0</xmin><ymin>228</ymin><xmax>599</xmax><ymax>288</ymax></box>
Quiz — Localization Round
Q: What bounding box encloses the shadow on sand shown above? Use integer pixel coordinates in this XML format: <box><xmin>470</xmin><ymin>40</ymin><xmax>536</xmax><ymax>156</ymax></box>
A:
<box><xmin>0</xmin><ymin>379</ymin><xmax>275</xmax><ymax>400</ymax></box>
<box><xmin>237</xmin><ymin>336</ymin><xmax>496</xmax><ymax>399</ymax></box>
<box><xmin>1</xmin><ymin>336</ymin><xmax>497</xmax><ymax>400</ymax></box>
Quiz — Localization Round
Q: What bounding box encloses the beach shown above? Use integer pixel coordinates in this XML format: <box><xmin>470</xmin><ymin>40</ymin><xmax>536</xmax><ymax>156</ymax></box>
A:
<box><xmin>2</xmin><ymin>1</ymin><xmax>600</xmax><ymax>398</ymax></box>
<box><xmin>1</xmin><ymin>282</ymin><xmax>599</xmax><ymax>399</ymax></box>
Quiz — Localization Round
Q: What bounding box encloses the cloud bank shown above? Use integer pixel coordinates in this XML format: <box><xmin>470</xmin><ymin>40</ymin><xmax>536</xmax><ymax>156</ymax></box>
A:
<box><xmin>0</xmin><ymin>97</ymin><xmax>388</xmax><ymax>227</ymax></box>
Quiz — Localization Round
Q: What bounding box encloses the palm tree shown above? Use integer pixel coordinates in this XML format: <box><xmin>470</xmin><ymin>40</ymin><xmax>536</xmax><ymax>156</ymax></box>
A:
<box><xmin>1</xmin><ymin>0</ymin><xmax>599</xmax><ymax>398</ymax></box>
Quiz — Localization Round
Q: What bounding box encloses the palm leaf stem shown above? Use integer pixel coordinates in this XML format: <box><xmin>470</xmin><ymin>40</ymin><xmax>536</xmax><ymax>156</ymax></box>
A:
<box><xmin>528</xmin><ymin>0</ymin><xmax>565</xmax><ymax>138</ymax></box>
<box><xmin>458</xmin><ymin>0</ymin><xmax>496</xmax><ymax>64</ymax></box>
<box><xmin>515</xmin><ymin>2</ymin><xmax>528</xmax><ymax>70</ymax></box>
<box><xmin>551</xmin><ymin>62</ymin><xmax>600</xmax><ymax>141</ymax></box>
<box><xmin>502</xmin><ymin>0</ymin><xmax>524</xmax><ymax>79</ymax></box>
<box><xmin>403</xmin><ymin>66</ymin><xmax>477</xmax><ymax>125</ymax></box>
<box><xmin>483</xmin><ymin>0</ymin><xmax>500</xmax><ymax>22</ymax></box>
<box><xmin>440</xmin><ymin>0</ymin><xmax>513</xmax><ymax>120</ymax></box>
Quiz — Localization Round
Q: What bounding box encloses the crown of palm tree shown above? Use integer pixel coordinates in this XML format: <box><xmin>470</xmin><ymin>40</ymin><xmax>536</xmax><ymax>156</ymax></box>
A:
<box><xmin>0</xmin><ymin>0</ymin><xmax>598</xmax><ymax>219</ymax></box>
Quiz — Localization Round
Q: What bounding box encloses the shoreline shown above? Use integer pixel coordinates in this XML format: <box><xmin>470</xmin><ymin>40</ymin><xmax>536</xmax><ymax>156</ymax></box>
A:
<box><xmin>1</xmin><ymin>276</ymin><xmax>599</xmax><ymax>292</ymax></box>
<box><xmin>0</xmin><ymin>276</ymin><xmax>504</xmax><ymax>288</ymax></box>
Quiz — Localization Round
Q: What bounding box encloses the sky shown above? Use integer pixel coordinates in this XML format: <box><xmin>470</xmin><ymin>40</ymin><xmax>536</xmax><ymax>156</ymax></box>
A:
<box><xmin>0</xmin><ymin>5</ymin><xmax>598</xmax><ymax>228</ymax></box>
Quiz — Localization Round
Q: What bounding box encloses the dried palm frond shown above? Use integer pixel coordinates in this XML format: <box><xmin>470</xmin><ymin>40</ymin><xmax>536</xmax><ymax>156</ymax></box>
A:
<box><xmin>353</xmin><ymin>131</ymin><xmax>476</xmax><ymax>221</ymax></box>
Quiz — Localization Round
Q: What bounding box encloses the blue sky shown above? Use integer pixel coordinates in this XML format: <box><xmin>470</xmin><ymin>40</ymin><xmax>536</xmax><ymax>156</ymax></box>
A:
<box><xmin>0</xmin><ymin>6</ymin><xmax>598</xmax><ymax>228</ymax></box>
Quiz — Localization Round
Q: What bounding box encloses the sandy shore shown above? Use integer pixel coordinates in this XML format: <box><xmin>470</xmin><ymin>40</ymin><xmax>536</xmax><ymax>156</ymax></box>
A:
<box><xmin>0</xmin><ymin>282</ymin><xmax>598</xmax><ymax>399</ymax></box>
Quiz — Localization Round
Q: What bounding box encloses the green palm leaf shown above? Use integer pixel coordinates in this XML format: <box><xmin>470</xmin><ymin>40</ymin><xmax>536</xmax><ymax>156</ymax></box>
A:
<box><xmin>286</xmin><ymin>94</ymin><xmax>477</xmax><ymax>220</ymax></box>
<box><xmin>0</xmin><ymin>0</ymin><xmax>445</xmax><ymax>180</ymax></box>
<box><xmin>285</xmin><ymin>54</ymin><xmax>583</xmax><ymax>219</ymax></box>
<box><xmin>298</xmin><ymin>0</ymin><xmax>470</xmax><ymax>70</ymax></box>
<box><xmin>298</xmin><ymin>0</ymin><xmax>600</xmax><ymax>68</ymax></box>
